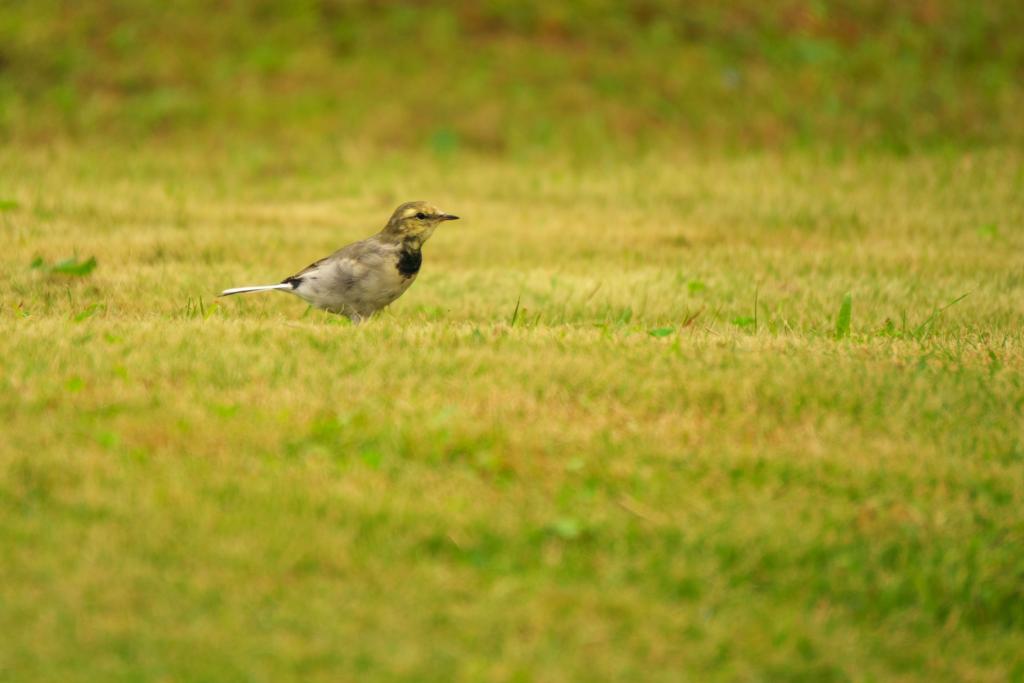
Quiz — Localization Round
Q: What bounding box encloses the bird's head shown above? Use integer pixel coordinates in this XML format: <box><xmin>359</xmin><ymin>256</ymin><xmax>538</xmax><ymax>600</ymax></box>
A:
<box><xmin>383</xmin><ymin>201</ymin><xmax>459</xmax><ymax>245</ymax></box>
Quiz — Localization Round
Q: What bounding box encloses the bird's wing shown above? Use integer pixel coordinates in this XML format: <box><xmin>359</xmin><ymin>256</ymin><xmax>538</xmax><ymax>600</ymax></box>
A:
<box><xmin>282</xmin><ymin>239</ymin><xmax>388</xmax><ymax>288</ymax></box>
<box><xmin>284</xmin><ymin>241</ymin><xmax>356</xmax><ymax>283</ymax></box>
<box><xmin>285</xmin><ymin>258</ymin><xmax>327</xmax><ymax>282</ymax></box>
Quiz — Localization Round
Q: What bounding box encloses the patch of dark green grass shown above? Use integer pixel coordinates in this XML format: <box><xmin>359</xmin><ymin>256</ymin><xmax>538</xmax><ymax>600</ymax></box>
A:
<box><xmin>30</xmin><ymin>255</ymin><xmax>97</xmax><ymax>276</ymax></box>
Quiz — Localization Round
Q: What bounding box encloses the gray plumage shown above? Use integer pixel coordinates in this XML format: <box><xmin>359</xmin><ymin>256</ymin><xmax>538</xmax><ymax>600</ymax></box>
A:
<box><xmin>220</xmin><ymin>201</ymin><xmax>458</xmax><ymax>323</ymax></box>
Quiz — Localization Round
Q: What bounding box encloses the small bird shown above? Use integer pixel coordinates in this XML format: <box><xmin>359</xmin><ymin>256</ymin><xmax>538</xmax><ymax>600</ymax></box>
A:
<box><xmin>219</xmin><ymin>201</ymin><xmax>458</xmax><ymax>323</ymax></box>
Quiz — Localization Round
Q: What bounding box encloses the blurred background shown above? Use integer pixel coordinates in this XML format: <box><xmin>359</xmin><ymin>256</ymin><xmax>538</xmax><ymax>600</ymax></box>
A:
<box><xmin>3</xmin><ymin>0</ymin><xmax>1023</xmax><ymax>156</ymax></box>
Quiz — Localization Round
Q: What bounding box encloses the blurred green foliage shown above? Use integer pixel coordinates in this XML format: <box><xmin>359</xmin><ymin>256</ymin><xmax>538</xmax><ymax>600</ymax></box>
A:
<box><xmin>1</xmin><ymin>0</ymin><xmax>1022</xmax><ymax>153</ymax></box>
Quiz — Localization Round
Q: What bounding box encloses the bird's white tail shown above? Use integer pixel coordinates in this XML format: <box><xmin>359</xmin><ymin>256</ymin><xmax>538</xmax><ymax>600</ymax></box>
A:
<box><xmin>218</xmin><ymin>283</ymin><xmax>292</xmax><ymax>297</ymax></box>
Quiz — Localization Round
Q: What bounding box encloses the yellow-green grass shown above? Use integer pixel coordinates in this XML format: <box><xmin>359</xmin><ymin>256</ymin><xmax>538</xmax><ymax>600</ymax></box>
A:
<box><xmin>2</xmin><ymin>145</ymin><xmax>1023</xmax><ymax>681</ymax></box>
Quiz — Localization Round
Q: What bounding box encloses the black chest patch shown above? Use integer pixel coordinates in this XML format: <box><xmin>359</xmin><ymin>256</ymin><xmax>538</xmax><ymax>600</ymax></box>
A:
<box><xmin>397</xmin><ymin>248</ymin><xmax>422</xmax><ymax>278</ymax></box>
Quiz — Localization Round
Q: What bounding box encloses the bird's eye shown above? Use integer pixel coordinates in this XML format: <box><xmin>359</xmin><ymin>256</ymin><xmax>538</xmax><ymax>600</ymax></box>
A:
<box><xmin>415</xmin><ymin>212</ymin><xmax>428</xmax><ymax>220</ymax></box>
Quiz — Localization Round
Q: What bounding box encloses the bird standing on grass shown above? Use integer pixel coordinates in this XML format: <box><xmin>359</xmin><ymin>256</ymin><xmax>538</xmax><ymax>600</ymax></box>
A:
<box><xmin>219</xmin><ymin>201</ymin><xmax>458</xmax><ymax>323</ymax></box>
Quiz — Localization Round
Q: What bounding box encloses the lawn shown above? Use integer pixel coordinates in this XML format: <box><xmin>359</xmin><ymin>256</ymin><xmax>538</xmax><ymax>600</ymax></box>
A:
<box><xmin>1</xmin><ymin>143</ymin><xmax>1022</xmax><ymax>681</ymax></box>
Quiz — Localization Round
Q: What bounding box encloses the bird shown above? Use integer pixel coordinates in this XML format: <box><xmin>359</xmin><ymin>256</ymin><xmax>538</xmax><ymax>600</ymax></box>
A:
<box><xmin>219</xmin><ymin>201</ymin><xmax>458</xmax><ymax>323</ymax></box>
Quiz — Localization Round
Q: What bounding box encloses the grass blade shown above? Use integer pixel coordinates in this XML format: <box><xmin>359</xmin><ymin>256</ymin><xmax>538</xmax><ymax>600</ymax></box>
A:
<box><xmin>835</xmin><ymin>292</ymin><xmax>852</xmax><ymax>339</ymax></box>
<box><xmin>912</xmin><ymin>292</ymin><xmax>969</xmax><ymax>339</ymax></box>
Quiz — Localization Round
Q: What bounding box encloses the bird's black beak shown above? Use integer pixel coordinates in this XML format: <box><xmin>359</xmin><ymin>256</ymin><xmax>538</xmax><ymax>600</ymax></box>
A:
<box><xmin>440</xmin><ymin>214</ymin><xmax>459</xmax><ymax>221</ymax></box>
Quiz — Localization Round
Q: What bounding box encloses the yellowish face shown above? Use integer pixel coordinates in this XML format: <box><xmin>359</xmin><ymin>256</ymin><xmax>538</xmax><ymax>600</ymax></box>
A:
<box><xmin>386</xmin><ymin>201</ymin><xmax>459</xmax><ymax>241</ymax></box>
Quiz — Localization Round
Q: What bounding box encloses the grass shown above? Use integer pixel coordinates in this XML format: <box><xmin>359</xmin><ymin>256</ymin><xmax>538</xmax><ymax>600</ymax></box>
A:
<box><xmin>3</xmin><ymin>1</ymin><xmax>1024</xmax><ymax>152</ymax></box>
<box><xmin>1</xmin><ymin>143</ymin><xmax>1024</xmax><ymax>681</ymax></box>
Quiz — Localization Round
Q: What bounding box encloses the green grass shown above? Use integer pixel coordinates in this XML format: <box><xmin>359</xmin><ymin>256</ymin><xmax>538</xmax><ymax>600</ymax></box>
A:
<box><xmin>1</xmin><ymin>143</ymin><xmax>1023</xmax><ymax>680</ymax></box>
<box><xmin>3</xmin><ymin>1</ymin><xmax>1024</xmax><ymax>152</ymax></box>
